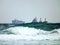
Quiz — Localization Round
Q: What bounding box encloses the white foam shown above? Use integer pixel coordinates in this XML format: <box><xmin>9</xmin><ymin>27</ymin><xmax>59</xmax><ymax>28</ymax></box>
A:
<box><xmin>0</xmin><ymin>26</ymin><xmax>60</xmax><ymax>41</ymax></box>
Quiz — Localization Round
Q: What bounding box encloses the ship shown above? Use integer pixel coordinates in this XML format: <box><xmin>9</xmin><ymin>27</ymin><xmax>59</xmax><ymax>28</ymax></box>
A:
<box><xmin>0</xmin><ymin>17</ymin><xmax>60</xmax><ymax>31</ymax></box>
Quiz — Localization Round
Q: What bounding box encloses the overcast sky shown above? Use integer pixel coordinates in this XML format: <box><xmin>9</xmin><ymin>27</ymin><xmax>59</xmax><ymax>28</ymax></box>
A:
<box><xmin>0</xmin><ymin>0</ymin><xmax>60</xmax><ymax>23</ymax></box>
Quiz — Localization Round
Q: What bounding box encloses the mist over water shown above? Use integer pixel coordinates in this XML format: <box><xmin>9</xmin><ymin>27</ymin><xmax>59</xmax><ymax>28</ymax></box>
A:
<box><xmin>0</xmin><ymin>26</ymin><xmax>60</xmax><ymax>41</ymax></box>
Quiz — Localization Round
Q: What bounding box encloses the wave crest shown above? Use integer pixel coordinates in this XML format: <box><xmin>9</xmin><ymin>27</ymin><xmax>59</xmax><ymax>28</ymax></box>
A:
<box><xmin>0</xmin><ymin>26</ymin><xmax>60</xmax><ymax>41</ymax></box>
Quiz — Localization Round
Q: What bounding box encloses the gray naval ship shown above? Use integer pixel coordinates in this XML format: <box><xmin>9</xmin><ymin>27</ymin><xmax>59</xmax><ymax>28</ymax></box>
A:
<box><xmin>0</xmin><ymin>17</ymin><xmax>60</xmax><ymax>31</ymax></box>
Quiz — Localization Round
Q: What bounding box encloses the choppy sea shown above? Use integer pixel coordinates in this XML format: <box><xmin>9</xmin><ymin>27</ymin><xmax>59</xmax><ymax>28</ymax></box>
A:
<box><xmin>0</xmin><ymin>26</ymin><xmax>60</xmax><ymax>45</ymax></box>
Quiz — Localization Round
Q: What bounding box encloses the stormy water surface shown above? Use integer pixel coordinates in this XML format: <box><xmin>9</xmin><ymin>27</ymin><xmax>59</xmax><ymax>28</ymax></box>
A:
<box><xmin>0</xmin><ymin>26</ymin><xmax>60</xmax><ymax>45</ymax></box>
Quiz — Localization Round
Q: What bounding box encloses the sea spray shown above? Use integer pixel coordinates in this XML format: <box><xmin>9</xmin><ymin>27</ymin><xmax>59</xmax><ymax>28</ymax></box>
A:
<box><xmin>0</xmin><ymin>26</ymin><xmax>60</xmax><ymax>41</ymax></box>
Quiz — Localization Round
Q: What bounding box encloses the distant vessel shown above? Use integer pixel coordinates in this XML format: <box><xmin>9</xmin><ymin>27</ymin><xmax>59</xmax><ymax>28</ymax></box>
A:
<box><xmin>12</xmin><ymin>19</ymin><xmax>25</xmax><ymax>24</ymax></box>
<box><xmin>32</xmin><ymin>17</ymin><xmax>48</xmax><ymax>23</ymax></box>
<box><xmin>0</xmin><ymin>17</ymin><xmax>60</xmax><ymax>31</ymax></box>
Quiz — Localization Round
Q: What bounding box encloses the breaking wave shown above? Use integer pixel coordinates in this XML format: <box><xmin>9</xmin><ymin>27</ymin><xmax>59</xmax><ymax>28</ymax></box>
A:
<box><xmin>0</xmin><ymin>26</ymin><xmax>60</xmax><ymax>41</ymax></box>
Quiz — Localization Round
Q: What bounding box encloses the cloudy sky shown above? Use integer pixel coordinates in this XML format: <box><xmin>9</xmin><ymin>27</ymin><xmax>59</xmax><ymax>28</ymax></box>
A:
<box><xmin>0</xmin><ymin>0</ymin><xmax>60</xmax><ymax>23</ymax></box>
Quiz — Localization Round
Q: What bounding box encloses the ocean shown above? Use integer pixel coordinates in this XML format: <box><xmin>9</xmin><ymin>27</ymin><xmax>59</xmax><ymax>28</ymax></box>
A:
<box><xmin>0</xmin><ymin>26</ymin><xmax>60</xmax><ymax>45</ymax></box>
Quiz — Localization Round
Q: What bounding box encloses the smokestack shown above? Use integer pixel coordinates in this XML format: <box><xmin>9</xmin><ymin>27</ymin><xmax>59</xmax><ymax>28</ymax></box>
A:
<box><xmin>39</xmin><ymin>18</ymin><xmax>42</xmax><ymax>22</ymax></box>
<box><xmin>45</xmin><ymin>18</ymin><xmax>46</xmax><ymax>21</ymax></box>
<box><xmin>43</xmin><ymin>18</ymin><xmax>47</xmax><ymax>23</ymax></box>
